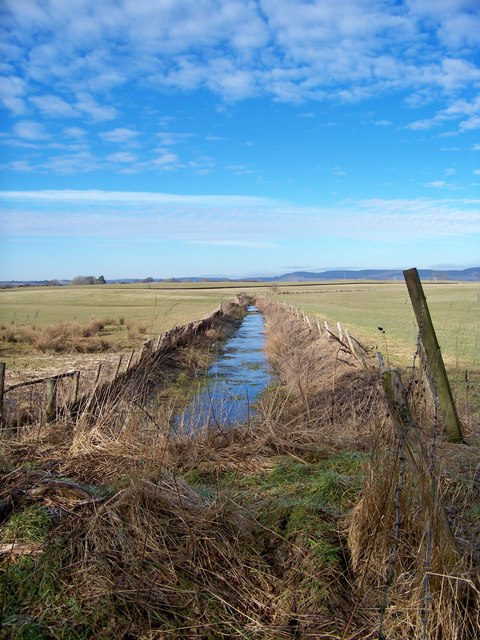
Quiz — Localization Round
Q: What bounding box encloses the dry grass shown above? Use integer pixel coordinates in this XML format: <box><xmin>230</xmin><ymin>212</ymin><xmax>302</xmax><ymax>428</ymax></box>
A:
<box><xmin>0</xmin><ymin>296</ymin><xmax>478</xmax><ymax>639</ymax></box>
<box><xmin>0</xmin><ymin>317</ymin><xmax>116</xmax><ymax>354</ymax></box>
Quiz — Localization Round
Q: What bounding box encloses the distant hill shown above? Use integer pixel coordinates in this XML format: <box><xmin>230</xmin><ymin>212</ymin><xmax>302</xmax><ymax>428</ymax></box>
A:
<box><xmin>1</xmin><ymin>268</ymin><xmax>478</xmax><ymax>288</ymax></box>
<box><xmin>265</xmin><ymin>267</ymin><xmax>480</xmax><ymax>282</ymax></box>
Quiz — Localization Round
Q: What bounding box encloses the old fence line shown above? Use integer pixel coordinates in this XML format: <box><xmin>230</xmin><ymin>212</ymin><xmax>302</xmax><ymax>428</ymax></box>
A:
<box><xmin>0</xmin><ymin>297</ymin><xmax>246</xmax><ymax>426</ymax></box>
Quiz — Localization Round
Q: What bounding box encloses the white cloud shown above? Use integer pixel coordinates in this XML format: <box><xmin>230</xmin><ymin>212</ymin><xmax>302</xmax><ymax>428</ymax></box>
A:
<box><xmin>75</xmin><ymin>93</ymin><xmax>117</xmax><ymax>122</ymax></box>
<box><xmin>1</xmin><ymin>190</ymin><xmax>478</xmax><ymax>242</ymax></box>
<box><xmin>407</xmin><ymin>94</ymin><xmax>480</xmax><ymax>132</ymax></box>
<box><xmin>107</xmin><ymin>151</ymin><xmax>137</xmax><ymax>163</ymax></box>
<box><xmin>30</xmin><ymin>94</ymin><xmax>79</xmax><ymax>118</ymax></box>
<box><xmin>151</xmin><ymin>150</ymin><xmax>179</xmax><ymax>166</ymax></box>
<box><xmin>13</xmin><ymin>120</ymin><xmax>49</xmax><ymax>140</ymax></box>
<box><xmin>100</xmin><ymin>127</ymin><xmax>138</xmax><ymax>143</ymax></box>
<box><xmin>460</xmin><ymin>115</ymin><xmax>480</xmax><ymax>131</ymax></box>
<box><xmin>63</xmin><ymin>126</ymin><xmax>86</xmax><ymax>138</ymax></box>
<box><xmin>426</xmin><ymin>180</ymin><xmax>446</xmax><ymax>188</ymax></box>
<box><xmin>473</xmin><ymin>169</ymin><xmax>480</xmax><ymax>175</ymax></box>
<box><xmin>40</xmin><ymin>152</ymin><xmax>99</xmax><ymax>174</ymax></box>
<box><xmin>5</xmin><ymin>160</ymin><xmax>34</xmax><ymax>172</ymax></box>
<box><xmin>156</xmin><ymin>132</ymin><xmax>193</xmax><ymax>146</ymax></box>
<box><xmin>0</xmin><ymin>75</ymin><xmax>27</xmax><ymax>114</ymax></box>
<box><xmin>1</xmin><ymin>0</ymin><xmax>479</xmax><ymax>112</ymax></box>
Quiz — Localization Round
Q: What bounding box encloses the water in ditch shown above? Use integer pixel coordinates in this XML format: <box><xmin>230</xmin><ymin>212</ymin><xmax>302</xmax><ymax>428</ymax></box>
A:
<box><xmin>176</xmin><ymin>306</ymin><xmax>271</xmax><ymax>431</ymax></box>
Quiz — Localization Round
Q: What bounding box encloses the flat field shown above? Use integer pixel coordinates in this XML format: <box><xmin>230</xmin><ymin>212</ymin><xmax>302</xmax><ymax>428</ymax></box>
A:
<box><xmin>1</xmin><ymin>280</ymin><xmax>478</xmax><ymax>376</ymax></box>
<box><xmin>0</xmin><ymin>283</ymin><xmax>251</xmax><ymax>330</ymax></box>
<box><xmin>0</xmin><ymin>283</ymin><xmax>268</xmax><ymax>374</ymax></box>
<box><xmin>273</xmin><ymin>281</ymin><xmax>480</xmax><ymax>370</ymax></box>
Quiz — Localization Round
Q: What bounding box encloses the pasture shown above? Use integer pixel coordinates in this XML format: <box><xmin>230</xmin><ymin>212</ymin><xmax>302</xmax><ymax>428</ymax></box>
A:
<box><xmin>1</xmin><ymin>280</ymin><xmax>478</xmax><ymax>378</ymax></box>
<box><xmin>1</xmin><ymin>282</ymin><xmax>479</xmax><ymax>639</ymax></box>
<box><xmin>272</xmin><ymin>281</ymin><xmax>480</xmax><ymax>370</ymax></box>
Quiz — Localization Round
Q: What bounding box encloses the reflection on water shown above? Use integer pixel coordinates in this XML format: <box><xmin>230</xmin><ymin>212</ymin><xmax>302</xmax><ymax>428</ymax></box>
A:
<box><xmin>176</xmin><ymin>306</ymin><xmax>270</xmax><ymax>431</ymax></box>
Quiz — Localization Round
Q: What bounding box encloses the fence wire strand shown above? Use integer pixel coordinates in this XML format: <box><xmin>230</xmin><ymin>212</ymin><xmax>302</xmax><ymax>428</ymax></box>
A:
<box><xmin>378</xmin><ymin>421</ymin><xmax>409</xmax><ymax>640</ymax></box>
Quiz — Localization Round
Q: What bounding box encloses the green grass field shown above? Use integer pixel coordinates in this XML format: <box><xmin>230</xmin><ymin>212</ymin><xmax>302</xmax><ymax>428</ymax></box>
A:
<box><xmin>273</xmin><ymin>282</ymin><xmax>479</xmax><ymax>370</ymax></box>
<box><xmin>1</xmin><ymin>281</ymin><xmax>478</xmax><ymax>375</ymax></box>
<box><xmin>0</xmin><ymin>284</ymin><xmax>244</xmax><ymax>331</ymax></box>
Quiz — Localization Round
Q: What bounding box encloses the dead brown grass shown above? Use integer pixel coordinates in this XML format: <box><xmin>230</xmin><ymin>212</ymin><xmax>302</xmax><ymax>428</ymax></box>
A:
<box><xmin>66</xmin><ymin>477</ymin><xmax>281</xmax><ymax>638</ymax></box>
<box><xmin>1</xmin><ymin>296</ymin><xmax>478</xmax><ymax>639</ymax></box>
<box><xmin>0</xmin><ymin>317</ymin><xmax>116</xmax><ymax>354</ymax></box>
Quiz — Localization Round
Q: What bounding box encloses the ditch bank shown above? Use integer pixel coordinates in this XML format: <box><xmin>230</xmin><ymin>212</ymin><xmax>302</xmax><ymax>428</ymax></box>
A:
<box><xmin>2</xmin><ymin>295</ymin><xmax>251</xmax><ymax>428</ymax></box>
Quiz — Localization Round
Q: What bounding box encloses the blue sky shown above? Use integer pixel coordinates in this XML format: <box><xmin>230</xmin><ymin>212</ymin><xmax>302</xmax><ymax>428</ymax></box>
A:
<box><xmin>0</xmin><ymin>0</ymin><xmax>479</xmax><ymax>280</ymax></box>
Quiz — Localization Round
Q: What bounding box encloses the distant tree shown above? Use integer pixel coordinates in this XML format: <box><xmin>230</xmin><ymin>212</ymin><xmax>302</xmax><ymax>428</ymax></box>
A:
<box><xmin>96</xmin><ymin>275</ymin><xmax>107</xmax><ymax>284</ymax></box>
<box><xmin>47</xmin><ymin>279</ymin><xmax>62</xmax><ymax>286</ymax></box>
<box><xmin>141</xmin><ymin>277</ymin><xmax>154</xmax><ymax>283</ymax></box>
<box><xmin>71</xmin><ymin>275</ymin><xmax>95</xmax><ymax>285</ymax></box>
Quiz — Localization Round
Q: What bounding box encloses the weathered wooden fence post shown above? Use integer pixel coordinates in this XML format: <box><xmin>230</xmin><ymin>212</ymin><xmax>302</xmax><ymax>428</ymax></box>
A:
<box><xmin>403</xmin><ymin>268</ymin><xmax>464</xmax><ymax>443</ymax></box>
<box><xmin>337</xmin><ymin>322</ymin><xmax>343</xmax><ymax>341</ymax></box>
<box><xmin>0</xmin><ymin>362</ymin><xmax>5</xmax><ymax>421</ymax></box>
<box><xmin>46</xmin><ymin>377</ymin><xmax>58</xmax><ymax>422</ymax></box>
<box><xmin>114</xmin><ymin>355</ymin><xmax>123</xmax><ymax>379</ymax></box>
<box><xmin>94</xmin><ymin>363</ymin><xmax>102</xmax><ymax>386</ymax></box>
<box><xmin>126</xmin><ymin>350</ymin><xmax>135</xmax><ymax>371</ymax></box>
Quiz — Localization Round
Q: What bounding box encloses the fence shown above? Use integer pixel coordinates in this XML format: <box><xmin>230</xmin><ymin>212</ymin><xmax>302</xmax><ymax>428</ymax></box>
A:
<box><xmin>0</xmin><ymin>297</ymin><xmax>247</xmax><ymax>430</ymax></box>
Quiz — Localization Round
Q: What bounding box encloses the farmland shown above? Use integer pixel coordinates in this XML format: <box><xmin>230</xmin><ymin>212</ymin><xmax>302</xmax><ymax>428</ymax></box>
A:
<box><xmin>0</xmin><ymin>281</ymin><xmax>479</xmax><ymax>639</ymax></box>
<box><xmin>272</xmin><ymin>281</ymin><xmax>479</xmax><ymax>370</ymax></box>
<box><xmin>1</xmin><ymin>281</ymin><xmax>478</xmax><ymax>367</ymax></box>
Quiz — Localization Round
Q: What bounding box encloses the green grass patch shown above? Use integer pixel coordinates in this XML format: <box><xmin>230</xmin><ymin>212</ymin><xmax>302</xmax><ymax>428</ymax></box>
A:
<box><xmin>0</xmin><ymin>507</ymin><xmax>91</xmax><ymax>639</ymax></box>
<box><xmin>275</xmin><ymin>282</ymin><xmax>479</xmax><ymax>370</ymax></box>
<box><xmin>223</xmin><ymin>452</ymin><xmax>366</xmax><ymax>513</ymax></box>
<box><xmin>0</xmin><ymin>506</ymin><xmax>52</xmax><ymax>544</ymax></box>
<box><xmin>186</xmin><ymin>452</ymin><xmax>365</xmax><ymax>573</ymax></box>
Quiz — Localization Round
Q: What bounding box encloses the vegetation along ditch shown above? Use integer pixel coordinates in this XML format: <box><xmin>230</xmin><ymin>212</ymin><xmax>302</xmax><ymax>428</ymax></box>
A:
<box><xmin>0</xmin><ymin>290</ymin><xmax>479</xmax><ymax>639</ymax></box>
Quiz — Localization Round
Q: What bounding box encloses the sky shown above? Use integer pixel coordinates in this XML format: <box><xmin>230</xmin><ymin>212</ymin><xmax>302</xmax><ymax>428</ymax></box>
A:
<box><xmin>0</xmin><ymin>0</ymin><xmax>479</xmax><ymax>281</ymax></box>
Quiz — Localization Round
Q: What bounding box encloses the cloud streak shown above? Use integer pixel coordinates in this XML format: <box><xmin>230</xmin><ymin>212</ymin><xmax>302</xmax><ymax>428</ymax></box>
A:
<box><xmin>1</xmin><ymin>190</ymin><xmax>479</xmax><ymax>243</ymax></box>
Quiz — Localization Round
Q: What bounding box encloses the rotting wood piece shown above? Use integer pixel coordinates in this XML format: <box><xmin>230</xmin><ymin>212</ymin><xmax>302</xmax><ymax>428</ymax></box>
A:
<box><xmin>0</xmin><ymin>542</ymin><xmax>43</xmax><ymax>556</ymax></box>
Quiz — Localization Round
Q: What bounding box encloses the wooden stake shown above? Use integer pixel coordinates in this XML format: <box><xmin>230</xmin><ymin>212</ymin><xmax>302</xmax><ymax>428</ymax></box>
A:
<box><xmin>403</xmin><ymin>268</ymin><xmax>464</xmax><ymax>443</ymax></box>
<box><xmin>337</xmin><ymin>321</ymin><xmax>343</xmax><ymax>341</ymax></box>
<box><xmin>72</xmin><ymin>371</ymin><xmax>80</xmax><ymax>404</ymax></box>
<box><xmin>94</xmin><ymin>363</ymin><xmax>102</xmax><ymax>386</ymax></box>
<box><xmin>126</xmin><ymin>350</ymin><xmax>135</xmax><ymax>370</ymax></box>
<box><xmin>345</xmin><ymin>329</ymin><xmax>368</xmax><ymax>372</ymax></box>
<box><xmin>46</xmin><ymin>377</ymin><xmax>58</xmax><ymax>422</ymax></box>
<box><xmin>114</xmin><ymin>354</ymin><xmax>123</xmax><ymax>379</ymax></box>
<box><xmin>0</xmin><ymin>362</ymin><xmax>5</xmax><ymax>421</ymax></box>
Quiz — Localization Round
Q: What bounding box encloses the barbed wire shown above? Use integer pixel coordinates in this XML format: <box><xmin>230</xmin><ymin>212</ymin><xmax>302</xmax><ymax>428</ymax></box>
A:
<box><xmin>422</xmin><ymin>343</ymin><xmax>441</xmax><ymax>639</ymax></box>
<box><xmin>378</xmin><ymin>419</ymin><xmax>409</xmax><ymax>639</ymax></box>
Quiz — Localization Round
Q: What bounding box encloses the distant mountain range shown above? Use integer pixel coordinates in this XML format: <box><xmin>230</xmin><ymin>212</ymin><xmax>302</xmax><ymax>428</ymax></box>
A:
<box><xmin>151</xmin><ymin>267</ymin><xmax>480</xmax><ymax>283</ymax></box>
<box><xmin>262</xmin><ymin>267</ymin><xmax>480</xmax><ymax>282</ymax></box>
<box><xmin>1</xmin><ymin>267</ymin><xmax>479</xmax><ymax>287</ymax></box>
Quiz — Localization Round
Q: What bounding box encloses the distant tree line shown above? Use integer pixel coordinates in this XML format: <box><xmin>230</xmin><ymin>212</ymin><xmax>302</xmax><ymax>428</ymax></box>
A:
<box><xmin>71</xmin><ymin>275</ymin><xmax>107</xmax><ymax>285</ymax></box>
